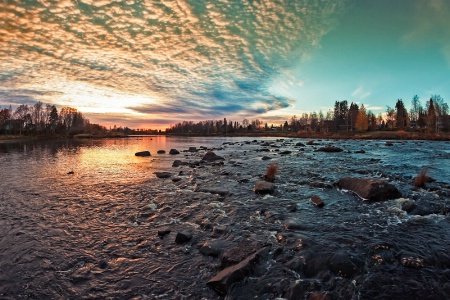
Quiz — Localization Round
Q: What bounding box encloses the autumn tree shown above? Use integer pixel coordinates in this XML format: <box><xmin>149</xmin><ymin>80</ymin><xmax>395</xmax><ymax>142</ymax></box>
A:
<box><xmin>355</xmin><ymin>104</ymin><xmax>368</xmax><ymax>131</ymax></box>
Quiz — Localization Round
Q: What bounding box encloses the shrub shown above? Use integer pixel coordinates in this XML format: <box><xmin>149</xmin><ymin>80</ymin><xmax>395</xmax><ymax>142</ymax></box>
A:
<box><xmin>265</xmin><ymin>163</ymin><xmax>278</xmax><ymax>182</ymax></box>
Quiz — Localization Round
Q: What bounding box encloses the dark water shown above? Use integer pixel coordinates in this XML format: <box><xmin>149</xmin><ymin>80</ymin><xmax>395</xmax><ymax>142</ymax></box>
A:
<box><xmin>0</xmin><ymin>136</ymin><xmax>449</xmax><ymax>299</ymax></box>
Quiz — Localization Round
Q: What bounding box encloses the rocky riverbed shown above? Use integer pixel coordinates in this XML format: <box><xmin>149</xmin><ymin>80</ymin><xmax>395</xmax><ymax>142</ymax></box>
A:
<box><xmin>1</xmin><ymin>137</ymin><xmax>449</xmax><ymax>299</ymax></box>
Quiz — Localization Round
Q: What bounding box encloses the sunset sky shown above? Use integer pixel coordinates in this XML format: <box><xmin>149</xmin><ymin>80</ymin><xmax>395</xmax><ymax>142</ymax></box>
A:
<box><xmin>1</xmin><ymin>0</ymin><xmax>450</xmax><ymax>129</ymax></box>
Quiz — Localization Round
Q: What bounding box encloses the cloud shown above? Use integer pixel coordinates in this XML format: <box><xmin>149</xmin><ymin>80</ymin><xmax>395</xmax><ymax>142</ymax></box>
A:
<box><xmin>351</xmin><ymin>86</ymin><xmax>371</xmax><ymax>100</ymax></box>
<box><xmin>0</xmin><ymin>0</ymin><xmax>346</xmax><ymax>127</ymax></box>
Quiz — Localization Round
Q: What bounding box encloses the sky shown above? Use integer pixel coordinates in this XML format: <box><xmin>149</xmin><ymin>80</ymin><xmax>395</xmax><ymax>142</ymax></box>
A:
<box><xmin>1</xmin><ymin>0</ymin><xmax>450</xmax><ymax>129</ymax></box>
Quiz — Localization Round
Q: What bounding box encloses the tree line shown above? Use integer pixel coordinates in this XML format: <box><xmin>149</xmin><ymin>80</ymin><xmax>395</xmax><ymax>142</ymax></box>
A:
<box><xmin>166</xmin><ymin>95</ymin><xmax>450</xmax><ymax>135</ymax></box>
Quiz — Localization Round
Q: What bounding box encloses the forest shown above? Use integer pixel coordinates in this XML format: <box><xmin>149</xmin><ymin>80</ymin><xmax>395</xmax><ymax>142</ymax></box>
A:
<box><xmin>166</xmin><ymin>95</ymin><xmax>450</xmax><ymax>135</ymax></box>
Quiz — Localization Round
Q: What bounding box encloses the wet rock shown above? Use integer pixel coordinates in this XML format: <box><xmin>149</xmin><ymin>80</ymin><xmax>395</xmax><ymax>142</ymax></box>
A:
<box><xmin>188</xmin><ymin>147</ymin><xmax>197</xmax><ymax>152</ymax></box>
<box><xmin>283</xmin><ymin>220</ymin><xmax>308</xmax><ymax>231</ymax></box>
<box><xmin>135</xmin><ymin>151</ymin><xmax>151</xmax><ymax>156</ymax></box>
<box><xmin>336</xmin><ymin>177</ymin><xmax>401</xmax><ymax>201</ymax></box>
<box><xmin>222</xmin><ymin>239</ymin><xmax>266</xmax><ymax>268</ymax></box>
<box><xmin>98</xmin><ymin>260</ymin><xmax>108</xmax><ymax>269</ymax></box>
<box><xmin>175</xmin><ymin>230</ymin><xmax>192</xmax><ymax>243</ymax></box>
<box><xmin>212</xmin><ymin>225</ymin><xmax>227</xmax><ymax>237</ymax></box>
<box><xmin>154</xmin><ymin>172</ymin><xmax>172</xmax><ymax>179</ymax></box>
<box><xmin>157</xmin><ymin>228</ymin><xmax>171</xmax><ymax>237</ymax></box>
<box><xmin>200</xmin><ymin>219</ymin><xmax>213</xmax><ymax>230</ymax></box>
<box><xmin>67</xmin><ymin>171</ymin><xmax>74</xmax><ymax>175</ymax></box>
<box><xmin>169</xmin><ymin>149</ymin><xmax>180</xmax><ymax>155</ymax></box>
<box><xmin>254</xmin><ymin>181</ymin><xmax>275</xmax><ymax>194</ymax></box>
<box><xmin>284</xmin><ymin>280</ymin><xmax>322</xmax><ymax>300</ymax></box>
<box><xmin>157</xmin><ymin>150</ymin><xmax>166</xmax><ymax>154</ymax></box>
<box><xmin>385</xmin><ymin>142</ymin><xmax>394</xmax><ymax>146</ymax></box>
<box><xmin>172</xmin><ymin>160</ymin><xmax>189</xmax><ymax>167</ymax></box>
<box><xmin>306</xmin><ymin>140</ymin><xmax>316</xmax><ymax>145</ymax></box>
<box><xmin>401</xmin><ymin>200</ymin><xmax>417</xmax><ymax>213</ymax></box>
<box><xmin>328</xmin><ymin>250</ymin><xmax>364</xmax><ymax>277</ymax></box>
<box><xmin>171</xmin><ymin>177</ymin><xmax>182</xmax><ymax>182</ymax></box>
<box><xmin>207</xmin><ymin>246</ymin><xmax>269</xmax><ymax>296</ymax></box>
<box><xmin>310</xmin><ymin>195</ymin><xmax>325</xmax><ymax>207</ymax></box>
<box><xmin>287</xmin><ymin>204</ymin><xmax>297</xmax><ymax>212</ymax></box>
<box><xmin>280</xmin><ymin>150</ymin><xmax>292</xmax><ymax>155</ymax></box>
<box><xmin>199</xmin><ymin>240</ymin><xmax>228</xmax><ymax>257</ymax></box>
<box><xmin>315</xmin><ymin>146</ymin><xmax>343</xmax><ymax>152</ymax></box>
<box><xmin>296</xmin><ymin>142</ymin><xmax>306</xmax><ymax>147</ymax></box>
<box><xmin>261</xmin><ymin>156</ymin><xmax>271</xmax><ymax>160</ymax></box>
<box><xmin>202</xmin><ymin>151</ymin><xmax>224</xmax><ymax>161</ymax></box>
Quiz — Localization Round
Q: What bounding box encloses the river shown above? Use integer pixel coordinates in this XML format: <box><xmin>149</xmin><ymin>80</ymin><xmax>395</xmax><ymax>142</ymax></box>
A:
<box><xmin>0</xmin><ymin>136</ymin><xmax>449</xmax><ymax>299</ymax></box>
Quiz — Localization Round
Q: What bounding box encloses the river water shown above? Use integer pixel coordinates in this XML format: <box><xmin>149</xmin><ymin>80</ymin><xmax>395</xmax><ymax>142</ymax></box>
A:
<box><xmin>0</xmin><ymin>136</ymin><xmax>449</xmax><ymax>299</ymax></box>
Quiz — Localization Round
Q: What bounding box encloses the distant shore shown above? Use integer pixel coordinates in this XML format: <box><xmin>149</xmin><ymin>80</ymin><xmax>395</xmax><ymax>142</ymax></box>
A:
<box><xmin>1</xmin><ymin>130</ymin><xmax>450</xmax><ymax>143</ymax></box>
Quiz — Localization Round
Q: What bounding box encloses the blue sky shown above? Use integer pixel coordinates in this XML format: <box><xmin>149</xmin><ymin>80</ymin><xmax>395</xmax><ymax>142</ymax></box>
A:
<box><xmin>0</xmin><ymin>0</ymin><xmax>449</xmax><ymax>129</ymax></box>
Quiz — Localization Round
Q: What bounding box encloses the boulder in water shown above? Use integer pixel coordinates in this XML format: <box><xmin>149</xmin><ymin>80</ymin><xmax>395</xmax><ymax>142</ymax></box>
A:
<box><xmin>310</xmin><ymin>195</ymin><xmax>325</xmax><ymax>207</ymax></box>
<box><xmin>315</xmin><ymin>146</ymin><xmax>343</xmax><ymax>153</ymax></box>
<box><xmin>157</xmin><ymin>150</ymin><xmax>166</xmax><ymax>154</ymax></box>
<box><xmin>169</xmin><ymin>149</ymin><xmax>180</xmax><ymax>155</ymax></box>
<box><xmin>135</xmin><ymin>151</ymin><xmax>151</xmax><ymax>156</ymax></box>
<box><xmin>337</xmin><ymin>177</ymin><xmax>401</xmax><ymax>201</ymax></box>
<box><xmin>154</xmin><ymin>172</ymin><xmax>172</xmax><ymax>179</ymax></box>
<box><xmin>254</xmin><ymin>181</ymin><xmax>275</xmax><ymax>194</ymax></box>
<box><xmin>202</xmin><ymin>151</ymin><xmax>224</xmax><ymax>161</ymax></box>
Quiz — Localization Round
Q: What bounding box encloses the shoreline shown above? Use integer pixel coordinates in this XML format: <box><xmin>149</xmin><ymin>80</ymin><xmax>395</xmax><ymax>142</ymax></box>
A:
<box><xmin>1</xmin><ymin>130</ymin><xmax>450</xmax><ymax>143</ymax></box>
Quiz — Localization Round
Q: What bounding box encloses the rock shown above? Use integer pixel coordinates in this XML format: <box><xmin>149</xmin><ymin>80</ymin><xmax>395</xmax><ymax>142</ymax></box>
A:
<box><xmin>202</xmin><ymin>151</ymin><xmax>224</xmax><ymax>161</ymax></box>
<box><xmin>261</xmin><ymin>156</ymin><xmax>271</xmax><ymax>160</ymax></box>
<box><xmin>67</xmin><ymin>171</ymin><xmax>74</xmax><ymax>175</ymax></box>
<box><xmin>135</xmin><ymin>151</ymin><xmax>151</xmax><ymax>156</ymax></box>
<box><xmin>287</xmin><ymin>204</ymin><xmax>297</xmax><ymax>212</ymax></box>
<box><xmin>306</xmin><ymin>140</ymin><xmax>316</xmax><ymax>145</ymax></box>
<box><xmin>354</xmin><ymin>149</ymin><xmax>366</xmax><ymax>154</ymax></box>
<box><xmin>154</xmin><ymin>172</ymin><xmax>172</xmax><ymax>179</ymax></box>
<box><xmin>172</xmin><ymin>160</ymin><xmax>189</xmax><ymax>167</ymax></box>
<box><xmin>175</xmin><ymin>230</ymin><xmax>192</xmax><ymax>243</ymax></box>
<box><xmin>171</xmin><ymin>177</ymin><xmax>182</xmax><ymax>182</ymax></box>
<box><xmin>157</xmin><ymin>150</ymin><xmax>166</xmax><ymax>154</ymax></box>
<box><xmin>336</xmin><ymin>177</ymin><xmax>401</xmax><ymax>201</ymax></box>
<box><xmin>254</xmin><ymin>181</ymin><xmax>275</xmax><ymax>194</ymax></box>
<box><xmin>307</xmin><ymin>292</ymin><xmax>332</xmax><ymax>300</ymax></box>
<box><xmin>310</xmin><ymin>195</ymin><xmax>325</xmax><ymax>207</ymax></box>
<box><xmin>401</xmin><ymin>200</ymin><xmax>417</xmax><ymax>213</ymax></box>
<box><xmin>199</xmin><ymin>240</ymin><xmax>228</xmax><ymax>257</ymax></box>
<box><xmin>188</xmin><ymin>147</ymin><xmax>197</xmax><ymax>152</ymax></box>
<box><xmin>169</xmin><ymin>149</ymin><xmax>180</xmax><ymax>155</ymax></box>
<box><xmin>98</xmin><ymin>260</ymin><xmax>108</xmax><ymax>269</ymax></box>
<box><xmin>279</xmin><ymin>150</ymin><xmax>292</xmax><ymax>155</ymax></box>
<box><xmin>207</xmin><ymin>247</ymin><xmax>269</xmax><ymax>295</ymax></box>
<box><xmin>295</xmin><ymin>142</ymin><xmax>306</xmax><ymax>147</ymax></box>
<box><xmin>328</xmin><ymin>250</ymin><xmax>364</xmax><ymax>277</ymax></box>
<box><xmin>315</xmin><ymin>146</ymin><xmax>343</xmax><ymax>152</ymax></box>
<box><xmin>283</xmin><ymin>220</ymin><xmax>308</xmax><ymax>231</ymax></box>
<box><xmin>221</xmin><ymin>239</ymin><xmax>265</xmax><ymax>268</ymax></box>
<box><xmin>158</xmin><ymin>228</ymin><xmax>171</xmax><ymax>237</ymax></box>
<box><xmin>212</xmin><ymin>225</ymin><xmax>227</xmax><ymax>237</ymax></box>
<box><xmin>385</xmin><ymin>142</ymin><xmax>394</xmax><ymax>146</ymax></box>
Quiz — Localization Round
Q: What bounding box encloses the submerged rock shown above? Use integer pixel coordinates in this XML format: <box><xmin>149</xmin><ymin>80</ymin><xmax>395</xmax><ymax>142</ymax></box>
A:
<box><xmin>207</xmin><ymin>246</ymin><xmax>269</xmax><ymax>295</ymax></box>
<box><xmin>336</xmin><ymin>177</ymin><xmax>401</xmax><ymax>201</ymax></box>
<box><xmin>154</xmin><ymin>172</ymin><xmax>172</xmax><ymax>179</ymax></box>
<box><xmin>254</xmin><ymin>181</ymin><xmax>275</xmax><ymax>194</ymax></box>
<box><xmin>169</xmin><ymin>149</ymin><xmax>180</xmax><ymax>155</ymax></box>
<box><xmin>199</xmin><ymin>240</ymin><xmax>228</xmax><ymax>257</ymax></box>
<box><xmin>157</xmin><ymin>150</ymin><xmax>166</xmax><ymax>154</ymax></box>
<box><xmin>202</xmin><ymin>151</ymin><xmax>224</xmax><ymax>161</ymax></box>
<box><xmin>310</xmin><ymin>195</ymin><xmax>325</xmax><ymax>207</ymax></box>
<box><xmin>172</xmin><ymin>160</ymin><xmax>189</xmax><ymax>167</ymax></box>
<box><xmin>315</xmin><ymin>146</ymin><xmax>343</xmax><ymax>153</ymax></box>
<box><xmin>135</xmin><ymin>151</ymin><xmax>151</xmax><ymax>157</ymax></box>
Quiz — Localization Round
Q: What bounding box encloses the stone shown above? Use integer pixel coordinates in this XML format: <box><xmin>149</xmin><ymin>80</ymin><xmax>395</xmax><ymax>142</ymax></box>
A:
<box><xmin>169</xmin><ymin>149</ymin><xmax>180</xmax><ymax>155</ymax></box>
<box><xmin>207</xmin><ymin>247</ymin><xmax>269</xmax><ymax>295</ymax></box>
<box><xmin>385</xmin><ymin>142</ymin><xmax>394</xmax><ymax>146</ymax></box>
<box><xmin>172</xmin><ymin>160</ymin><xmax>189</xmax><ymax>167</ymax></box>
<box><xmin>279</xmin><ymin>150</ymin><xmax>292</xmax><ymax>155</ymax></box>
<box><xmin>310</xmin><ymin>195</ymin><xmax>325</xmax><ymax>207</ymax></box>
<box><xmin>98</xmin><ymin>260</ymin><xmax>108</xmax><ymax>269</ymax></box>
<box><xmin>315</xmin><ymin>146</ymin><xmax>343</xmax><ymax>153</ymax></box>
<box><xmin>295</xmin><ymin>142</ymin><xmax>306</xmax><ymax>147</ymax></box>
<box><xmin>401</xmin><ymin>200</ymin><xmax>417</xmax><ymax>213</ymax></box>
<box><xmin>336</xmin><ymin>177</ymin><xmax>401</xmax><ymax>201</ymax></box>
<box><xmin>175</xmin><ymin>230</ymin><xmax>192</xmax><ymax>243</ymax></box>
<box><xmin>306</xmin><ymin>140</ymin><xmax>316</xmax><ymax>145</ymax></box>
<box><xmin>221</xmin><ymin>239</ymin><xmax>265</xmax><ymax>268</ymax></box>
<box><xmin>188</xmin><ymin>147</ymin><xmax>197</xmax><ymax>152</ymax></box>
<box><xmin>199</xmin><ymin>240</ymin><xmax>228</xmax><ymax>257</ymax></box>
<box><xmin>135</xmin><ymin>151</ymin><xmax>151</xmax><ymax>156</ymax></box>
<box><xmin>154</xmin><ymin>172</ymin><xmax>172</xmax><ymax>179</ymax></box>
<box><xmin>261</xmin><ymin>156</ymin><xmax>271</xmax><ymax>160</ymax></box>
<box><xmin>157</xmin><ymin>228</ymin><xmax>171</xmax><ymax>237</ymax></box>
<box><xmin>202</xmin><ymin>151</ymin><xmax>224</xmax><ymax>161</ymax></box>
<box><xmin>171</xmin><ymin>177</ymin><xmax>182</xmax><ymax>182</ymax></box>
<box><xmin>157</xmin><ymin>150</ymin><xmax>166</xmax><ymax>154</ymax></box>
<box><xmin>254</xmin><ymin>181</ymin><xmax>275</xmax><ymax>194</ymax></box>
<box><xmin>283</xmin><ymin>220</ymin><xmax>308</xmax><ymax>231</ymax></box>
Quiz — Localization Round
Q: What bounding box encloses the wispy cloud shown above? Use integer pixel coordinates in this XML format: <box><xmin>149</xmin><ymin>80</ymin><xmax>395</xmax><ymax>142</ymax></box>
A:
<box><xmin>351</xmin><ymin>86</ymin><xmax>371</xmax><ymax>100</ymax></box>
<box><xmin>0</xmin><ymin>0</ymin><xmax>345</xmax><ymax>127</ymax></box>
